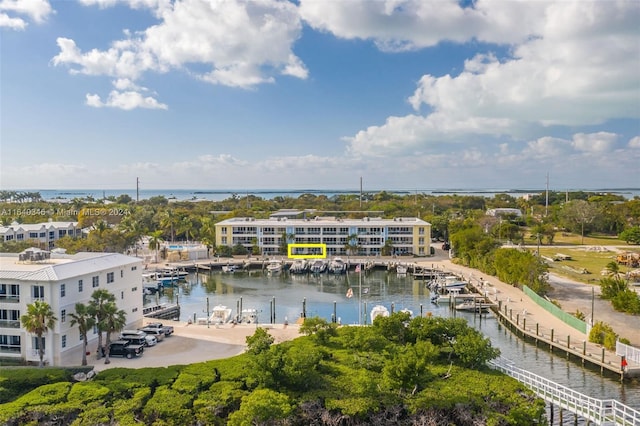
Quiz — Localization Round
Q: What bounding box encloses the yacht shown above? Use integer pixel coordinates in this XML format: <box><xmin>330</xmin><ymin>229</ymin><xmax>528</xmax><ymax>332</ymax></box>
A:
<box><xmin>328</xmin><ymin>257</ymin><xmax>347</xmax><ymax>274</ymax></box>
<box><xmin>370</xmin><ymin>305</ymin><xmax>390</xmax><ymax>323</ymax></box>
<box><xmin>209</xmin><ymin>305</ymin><xmax>233</xmax><ymax>324</ymax></box>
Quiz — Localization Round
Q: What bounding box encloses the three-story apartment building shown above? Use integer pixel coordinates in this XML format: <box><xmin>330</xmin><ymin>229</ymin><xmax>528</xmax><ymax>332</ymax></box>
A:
<box><xmin>0</xmin><ymin>248</ymin><xmax>143</xmax><ymax>366</ymax></box>
<box><xmin>215</xmin><ymin>216</ymin><xmax>431</xmax><ymax>257</ymax></box>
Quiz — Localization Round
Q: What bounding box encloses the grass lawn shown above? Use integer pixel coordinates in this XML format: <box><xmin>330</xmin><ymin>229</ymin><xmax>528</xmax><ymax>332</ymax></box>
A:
<box><xmin>528</xmin><ymin>231</ymin><xmax>640</xmax><ymax>284</ymax></box>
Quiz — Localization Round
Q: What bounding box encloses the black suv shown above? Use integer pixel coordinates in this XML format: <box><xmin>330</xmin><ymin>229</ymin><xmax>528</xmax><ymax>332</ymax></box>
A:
<box><xmin>108</xmin><ymin>340</ymin><xmax>144</xmax><ymax>359</ymax></box>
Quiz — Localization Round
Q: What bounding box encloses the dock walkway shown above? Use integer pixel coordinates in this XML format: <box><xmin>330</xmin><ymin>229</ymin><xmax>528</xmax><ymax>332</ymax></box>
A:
<box><xmin>428</xmin><ymin>260</ymin><xmax>640</xmax><ymax>380</ymax></box>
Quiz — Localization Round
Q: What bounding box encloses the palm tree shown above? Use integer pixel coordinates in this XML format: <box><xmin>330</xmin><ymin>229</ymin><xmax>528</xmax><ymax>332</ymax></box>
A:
<box><xmin>148</xmin><ymin>230</ymin><xmax>164</xmax><ymax>263</ymax></box>
<box><xmin>88</xmin><ymin>289</ymin><xmax>116</xmax><ymax>358</ymax></box>
<box><xmin>159</xmin><ymin>210</ymin><xmax>178</xmax><ymax>242</ymax></box>
<box><xmin>101</xmin><ymin>303</ymin><xmax>127</xmax><ymax>365</ymax></box>
<box><xmin>20</xmin><ymin>300</ymin><xmax>57</xmax><ymax>367</ymax></box>
<box><xmin>69</xmin><ymin>303</ymin><xmax>96</xmax><ymax>366</ymax></box>
<box><xmin>604</xmin><ymin>261</ymin><xmax>623</xmax><ymax>280</ymax></box>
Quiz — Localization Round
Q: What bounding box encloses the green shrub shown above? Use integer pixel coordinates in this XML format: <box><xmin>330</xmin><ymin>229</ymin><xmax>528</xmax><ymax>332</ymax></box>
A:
<box><xmin>193</xmin><ymin>381</ymin><xmax>247</xmax><ymax>424</ymax></box>
<box><xmin>0</xmin><ymin>368</ymin><xmax>72</xmax><ymax>403</ymax></box>
<box><xmin>589</xmin><ymin>321</ymin><xmax>618</xmax><ymax>350</ymax></box>
<box><xmin>142</xmin><ymin>385</ymin><xmax>193</xmax><ymax>425</ymax></box>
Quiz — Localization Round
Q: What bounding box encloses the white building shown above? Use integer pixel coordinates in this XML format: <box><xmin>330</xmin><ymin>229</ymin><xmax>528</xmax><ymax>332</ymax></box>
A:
<box><xmin>0</xmin><ymin>221</ymin><xmax>81</xmax><ymax>249</ymax></box>
<box><xmin>0</xmin><ymin>249</ymin><xmax>143</xmax><ymax>366</ymax></box>
<box><xmin>215</xmin><ymin>216</ymin><xmax>431</xmax><ymax>257</ymax></box>
<box><xmin>485</xmin><ymin>208</ymin><xmax>523</xmax><ymax>218</ymax></box>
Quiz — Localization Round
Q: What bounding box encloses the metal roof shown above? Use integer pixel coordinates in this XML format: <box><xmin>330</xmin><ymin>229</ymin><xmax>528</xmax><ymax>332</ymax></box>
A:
<box><xmin>0</xmin><ymin>252</ymin><xmax>140</xmax><ymax>282</ymax></box>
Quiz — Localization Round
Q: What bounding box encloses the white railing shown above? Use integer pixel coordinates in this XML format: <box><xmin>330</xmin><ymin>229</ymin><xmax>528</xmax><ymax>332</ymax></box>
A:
<box><xmin>490</xmin><ymin>357</ymin><xmax>640</xmax><ymax>426</ymax></box>
<box><xmin>617</xmin><ymin>341</ymin><xmax>640</xmax><ymax>366</ymax></box>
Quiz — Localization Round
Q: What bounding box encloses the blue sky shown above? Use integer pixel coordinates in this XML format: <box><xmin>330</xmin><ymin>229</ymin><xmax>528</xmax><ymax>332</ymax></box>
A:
<box><xmin>1</xmin><ymin>0</ymin><xmax>639</xmax><ymax>192</ymax></box>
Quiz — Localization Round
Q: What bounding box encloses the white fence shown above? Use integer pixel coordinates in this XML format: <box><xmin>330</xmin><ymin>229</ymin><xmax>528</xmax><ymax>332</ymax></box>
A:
<box><xmin>490</xmin><ymin>357</ymin><xmax>640</xmax><ymax>426</ymax></box>
<box><xmin>617</xmin><ymin>341</ymin><xmax>640</xmax><ymax>366</ymax></box>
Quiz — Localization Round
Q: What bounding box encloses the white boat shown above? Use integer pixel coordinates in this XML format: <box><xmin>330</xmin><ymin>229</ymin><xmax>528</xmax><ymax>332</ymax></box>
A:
<box><xmin>209</xmin><ymin>305</ymin><xmax>233</xmax><ymax>324</ymax></box>
<box><xmin>455</xmin><ymin>300</ymin><xmax>492</xmax><ymax>312</ymax></box>
<box><xmin>370</xmin><ymin>305</ymin><xmax>390</xmax><ymax>323</ymax></box>
<box><xmin>399</xmin><ymin>308</ymin><xmax>413</xmax><ymax>318</ymax></box>
<box><xmin>266</xmin><ymin>259</ymin><xmax>283</xmax><ymax>274</ymax></box>
<box><xmin>222</xmin><ymin>264</ymin><xmax>238</xmax><ymax>273</ymax></box>
<box><xmin>396</xmin><ymin>264</ymin><xmax>408</xmax><ymax>275</ymax></box>
<box><xmin>289</xmin><ymin>259</ymin><xmax>308</xmax><ymax>274</ymax></box>
<box><xmin>328</xmin><ymin>257</ymin><xmax>347</xmax><ymax>274</ymax></box>
<box><xmin>430</xmin><ymin>289</ymin><xmax>461</xmax><ymax>304</ymax></box>
<box><xmin>240</xmin><ymin>308</ymin><xmax>258</xmax><ymax>324</ymax></box>
<box><xmin>310</xmin><ymin>259</ymin><xmax>328</xmax><ymax>274</ymax></box>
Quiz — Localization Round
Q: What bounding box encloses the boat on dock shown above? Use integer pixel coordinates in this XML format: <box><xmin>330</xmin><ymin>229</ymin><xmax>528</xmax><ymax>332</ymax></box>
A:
<box><xmin>209</xmin><ymin>305</ymin><xmax>233</xmax><ymax>324</ymax></box>
<box><xmin>328</xmin><ymin>257</ymin><xmax>347</xmax><ymax>274</ymax></box>
<box><xmin>289</xmin><ymin>259</ymin><xmax>309</xmax><ymax>274</ymax></box>
<box><xmin>370</xmin><ymin>305</ymin><xmax>390</xmax><ymax>322</ymax></box>
<box><xmin>222</xmin><ymin>264</ymin><xmax>238</xmax><ymax>273</ymax></box>
<box><xmin>310</xmin><ymin>259</ymin><xmax>328</xmax><ymax>274</ymax></box>
<box><xmin>396</xmin><ymin>264</ymin><xmax>408</xmax><ymax>275</ymax></box>
<box><xmin>455</xmin><ymin>299</ymin><xmax>492</xmax><ymax>312</ymax></box>
<box><xmin>240</xmin><ymin>308</ymin><xmax>258</xmax><ymax>324</ymax></box>
<box><xmin>266</xmin><ymin>259</ymin><xmax>283</xmax><ymax>275</ymax></box>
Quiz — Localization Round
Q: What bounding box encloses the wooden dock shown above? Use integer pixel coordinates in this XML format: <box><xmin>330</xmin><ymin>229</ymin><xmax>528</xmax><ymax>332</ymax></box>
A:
<box><xmin>457</xmin><ymin>276</ymin><xmax>640</xmax><ymax>380</ymax></box>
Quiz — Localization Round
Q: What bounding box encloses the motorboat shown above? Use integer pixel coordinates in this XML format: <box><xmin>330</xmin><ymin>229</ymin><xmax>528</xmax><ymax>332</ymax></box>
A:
<box><xmin>370</xmin><ymin>305</ymin><xmax>390</xmax><ymax>323</ymax></box>
<box><xmin>310</xmin><ymin>259</ymin><xmax>328</xmax><ymax>274</ymax></box>
<box><xmin>222</xmin><ymin>264</ymin><xmax>238</xmax><ymax>273</ymax></box>
<box><xmin>396</xmin><ymin>264</ymin><xmax>408</xmax><ymax>275</ymax></box>
<box><xmin>289</xmin><ymin>259</ymin><xmax>309</xmax><ymax>274</ymax></box>
<box><xmin>209</xmin><ymin>305</ymin><xmax>233</xmax><ymax>324</ymax></box>
<box><xmin>430</xmin><ymin>289</ymin><xmax>461</xmax><ymax>304</ymax></box>
<box><xmin>240</xmin><ymin>308</ymin><xmax>258</xmax><ymax>324</ymax></box>
<box><xmin>266</xmin><ymin>259</ymin><xmax>283</xmax><ymax>275</ymax></box>
<box><xmin>455</xmin><ymin>299</ymin><xmax>492</xmax><ymax>312</ymax></box>
<box><xmin>399</xmin><ymin>308</ymin><xmax>413</xmax><ymax>318</ymax></box>
<box><xmin>328</xmin><ymin>257</ymin><xmax>347</xmax><ymax>274</ymax></box>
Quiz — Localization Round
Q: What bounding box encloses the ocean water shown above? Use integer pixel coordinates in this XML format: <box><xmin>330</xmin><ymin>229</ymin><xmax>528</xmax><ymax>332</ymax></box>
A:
<box><xmin>13</xmin><ymin>187</ymin><xmax>640</xmax><ymax>202</ymax></box>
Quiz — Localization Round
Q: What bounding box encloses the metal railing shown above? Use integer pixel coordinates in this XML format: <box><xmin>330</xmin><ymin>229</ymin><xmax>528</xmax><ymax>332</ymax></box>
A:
<box><xmin>490</xmin><ymin>357</ymin><xmax>640</xmax><ymax>426</ymax></box>
<box><xmin>617</xmin><ymin>341</ymin><xmax>640</xmax><ymax>366</ymax></box>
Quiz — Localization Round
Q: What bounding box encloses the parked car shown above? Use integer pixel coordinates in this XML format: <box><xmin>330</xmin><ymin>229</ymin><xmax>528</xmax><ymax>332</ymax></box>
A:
<box><xmin>120</xmin><ymin>330</ymin><xmax>147</xmax><ymax>339</ymax></box>
<box><xmin>108</xmin><ymin>340</ymin><xmax>144</xmax><ymax>359</ymax></box>
<box><xmin>144</xmin><ymin>322</ymin><xmax>174</xmax><ymax>336</ymax></box>
<box><xmin>138</xmin><ymin>327</ymin><xmax>165</xmax><ymax>341</ymax></box>
<box><xmin>120</xmin><ymin>335</ymin><xmax>156</xmax><ymax>347</ymax></box>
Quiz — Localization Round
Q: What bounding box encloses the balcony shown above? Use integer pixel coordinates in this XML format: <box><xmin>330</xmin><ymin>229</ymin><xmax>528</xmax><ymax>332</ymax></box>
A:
<box><xmin>0</xmin><ymin>296</ymin><xmax>20</xmax><ymax>303</ymax></box>
<box><xmin>0</xmin><ymin>320</ymin><xmax>20</xmax><ymax>328</ymax></box>
<box><xmin>0</xmin><ymin>345</ymin><xmax>21</xmax><ymax>354</ymax></box>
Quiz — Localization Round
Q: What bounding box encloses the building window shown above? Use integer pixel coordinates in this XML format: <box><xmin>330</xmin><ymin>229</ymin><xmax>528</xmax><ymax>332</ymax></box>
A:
<box><xmin>39</xmin><ymin>232</ymin><xmax>46</xmax><ymax>238</ymax></box>
<box><xmin>0</xmin><ymin>335</ymin><xmax>21</xmax><ymax>354</ymax></box>
<box><xmin>132</xmin><ymin>307</ymin><xmax>138</xmax><ymax>313</ymax></box>
<box><xmin>121</xmin><ymin>291</ymin><xmax>124</xmax><ymax>299</ymax></box>
<box><xmin>120</xmin><ymin>270</ymin><xmax>124</xmax><ymax>278</ymax></box>
<box><xmin>92</xmin><ymin>325</ymin><xmax>98</xmax><ymax>335</ymax></box>
<box><xmin>60</xmin><ymin>284</ymin><xmax>66</xmax><ymax>297</ymax></box>
<box><xmin>61</xmin><ymin>309</ymin><xmax>66</xmax><ymax>323</ymax></box>
<box><xmin>78</xmin><ymin>280</ymin><xmax>83</xmax><ymax>292</ymax></box>
<box><xmin>16</xmin><ymin>234</ymin><xmax>24</xmax><ymax>241</ymax></box>
<box><xmin>131</xmin><ymin>266</ymin><xmax>137</xmax><ymax>271</ymax></box>
<box><xmin>32</xmin><ymin>285</ymin><xmax>44</xmax><ymax>300</ymax></box>
<box><xmin>61</xmin><ymin>335</ymin><xmax>66</xmax><ymax>349</ymax></box>
<box><xmin>107</xmin><ymin>272</ymin><xmax>114</xmax><ymax>283</ymax></box>
<box><xmin>29</xmin><ymin>232</ymin><xmax>39</xmax><ymax>238</ymax></box>
<box><xmin>33</xmin><ymin>336</ymin><xmax>46</xmax><ymax>351</ymax></box>
<box><xmin>0</xmin><ymin>284</ymin><xmax>20</xmax><ymax>302</ymax></box>
<box><xmin>92</xmin><ymin>276</ymin><xmax>99</xmax><ymax>288</ymax></box>
<box><xmin>131</xmin><ymin>287</ymin><xmax>138</xmax><ymax>292</ymax></box>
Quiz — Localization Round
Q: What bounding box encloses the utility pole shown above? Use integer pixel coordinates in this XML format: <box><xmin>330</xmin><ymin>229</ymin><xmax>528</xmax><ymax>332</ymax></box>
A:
<box><xmin>545</xmin><ymin>173</ymin><xmax>549</xmax><ymax>217</ymax></box>
<box><xmin>136</xmin><ymin>177</ymin><xmax>139</xmax><ymax>203</ymax></box>
<box><xmin>359</xmin><ymin>176</ymin><xmax>362</xmax><ymax>209</ymax></box>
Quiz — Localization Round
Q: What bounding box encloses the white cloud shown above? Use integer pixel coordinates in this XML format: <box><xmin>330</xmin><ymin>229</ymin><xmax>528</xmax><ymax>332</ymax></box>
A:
<box><xmin>571</xmin><ymin>132</ymin><xmax>617</xmax><ymax>153</ymax></box>
<box><xmin>299</xmin><ymin>0</ymin><xmax>546</xmax><ymax>52</ymax></box>
<box><xmin>343</xmin><ymin>1</ymin><xmax>639</xmax><ymax>157</ymax></box>
<box><xmin>0</xmin><ymin>0</ymin><xmax>53</xmax><ymax>29</ymax></box>
<box><xmin>52</xmin><ymin>0</ymin><xmax>307</xmax><ymax>107</ymax></box>
<box><xmin>85</xmin><ymin>90</ymin><xmax>168</xmax><ymax>110</ymax></box>
<box><xmin>78</xmin><ymin>0</ymin><xmax>171</xmax><ymax>17</ymax></box>
<box><xmin>629</xmin><ymin>136</ymin><xmax>640</xmax><ymax>149</ymax></box>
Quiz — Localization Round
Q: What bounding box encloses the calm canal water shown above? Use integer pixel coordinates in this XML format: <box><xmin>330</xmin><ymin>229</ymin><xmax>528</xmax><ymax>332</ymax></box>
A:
<box><xmin>145</xmin><ymin>270</ymin><xmax>640</xmax><ymax>414</ymax></box>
